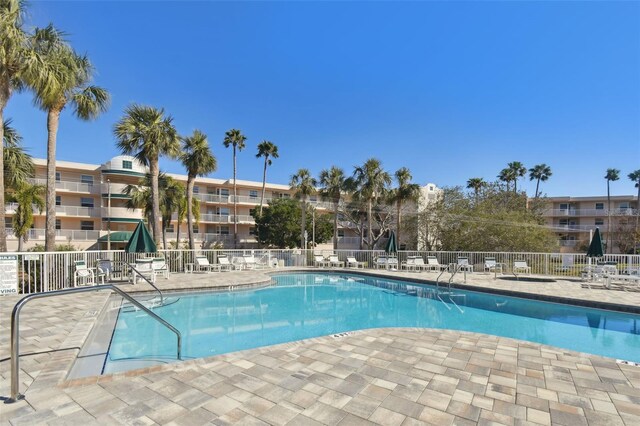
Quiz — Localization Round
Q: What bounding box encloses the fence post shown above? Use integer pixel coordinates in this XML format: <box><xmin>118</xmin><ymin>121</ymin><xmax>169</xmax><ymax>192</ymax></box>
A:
<box><xmin>544</xmin><ymin>253</ymin><xmax>549</xmax><ymax>276</ymax></box>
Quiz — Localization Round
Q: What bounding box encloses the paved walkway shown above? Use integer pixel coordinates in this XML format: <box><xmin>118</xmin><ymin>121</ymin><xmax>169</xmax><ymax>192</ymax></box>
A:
<box><xmin>1</xmin><ymin>268</ymin><xmax>639</xmax><ymax>425</ymax></box>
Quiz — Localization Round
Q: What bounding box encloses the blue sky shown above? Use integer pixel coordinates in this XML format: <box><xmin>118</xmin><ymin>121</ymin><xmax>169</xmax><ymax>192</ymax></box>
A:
<box><xmin>6</xmin><ymin>1</ymin><xmax>640</xmax><ymax>197</ymax></box>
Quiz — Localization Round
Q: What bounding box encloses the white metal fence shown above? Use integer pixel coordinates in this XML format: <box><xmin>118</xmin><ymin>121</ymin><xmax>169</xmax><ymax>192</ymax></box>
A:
<box><xmin>4</xmin><ymin>249</ymin><xmax>639</xmax><ymax>295</ymax></box>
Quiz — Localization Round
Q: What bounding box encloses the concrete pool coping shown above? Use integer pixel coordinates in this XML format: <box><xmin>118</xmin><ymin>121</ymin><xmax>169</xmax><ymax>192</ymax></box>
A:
<box><xmin>2</xmin><ymin>267</ymin><xmax>640</xmax><ymax>425</ymax></box>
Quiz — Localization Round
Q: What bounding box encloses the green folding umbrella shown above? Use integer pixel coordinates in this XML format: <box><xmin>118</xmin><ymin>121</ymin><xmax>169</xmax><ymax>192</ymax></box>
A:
<box><xmin>586</xmin><ymin>227</ymin><xmax>604</xmax><ymax>258</ymax></box>
<box><xmin>124</xmin><ymin>221</ymin><xmax>157</xmax><ymax>253</ymax></box>
<box><xmin>385</xmin><ymin>231</ymin><xmax>398</xmax><ymax>256</ymax></box>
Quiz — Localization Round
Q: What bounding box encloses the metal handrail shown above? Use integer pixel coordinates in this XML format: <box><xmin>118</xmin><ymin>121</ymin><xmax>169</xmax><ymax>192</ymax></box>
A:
<box><xmin>127</xmin><ymin>263</ymin><xmax>164</xmax><ymax>304</ymax></box>
<box><xmin>7</xmin><ymin>284</ymin><xmax>182</xmax><ymax>403</ymax></box>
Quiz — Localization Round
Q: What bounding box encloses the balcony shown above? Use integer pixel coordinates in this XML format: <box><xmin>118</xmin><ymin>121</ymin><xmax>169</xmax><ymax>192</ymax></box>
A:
<box><xmin>5</xmin><ymin>203</ymin><xmax>99</xmax><ymax>217</ymax></box>
<box><xmin>194</xmin><ymin>193</ymin><xmax>231</xmax><ymax>204</ymax></box>
<box><xmin>101</xmin><ymin>182</ymin><xmax>133</xmax><ymax>198</ymax></box>
<box><xmin>6</xmin><ymin>228</ymin><xmax>103</xmax><ymax>241</ymax></box>
<box><xmin>552</xmin><ymin>224</ymin><xmax>611</xmax><ymax>232</ymax></box>
<box><xmin>101</xmin><ymin>206</ymin><xmax>143</xmax><ymax>221</ymax></box>
<box><xmin>544</xmin><ymin>208</ymin><xmax>638</xmax><ymax>217</ymax></box>
<box><xmin>31</xmin><ymin>178</ymin><xmax>99</xmax><ymax>194</ymax></box>
<box><xmin>199</xmin><ymin>214</ymin><xmax>255</xmax><ymax>224</ymax></box>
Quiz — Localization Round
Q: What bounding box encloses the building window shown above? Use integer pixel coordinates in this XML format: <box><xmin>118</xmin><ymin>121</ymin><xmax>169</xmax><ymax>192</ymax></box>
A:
<box><xmin>80</xmin><ymin>198</ymin><xmax>94</xmax><ymax>208</ymax></box>
<box><xmin>5</xmin><ymin>218</ymin><xmax>11</xmax><ymax>229</ymax></box>
<box><xmin>55</xmin><ymin>219</ymin><xmax>61</xmax><ymax>230</ymax></box>
<box><xmin>429</xmin><ymin>186</ymin><xmax>434</xmax><ymax>191</ymax></box>
<box><xmin>218</xmin><ymin>188</ymin><xmax>229</xmax><ymax>197</ymax></box>
<box><xmin>80</xmin><ymin>175</ymin><xmax>94</xmax><ymax>186</ymax></box>
<box><xmin>310</xmin><ymin>196</ymin><xmax>317</xmax><ymax>202</ymax></box>
<box><xmin>338</xmin><ymin>229</ymin><xmax>345</xmax><ymax>237</ymax></box>
<box><xmin>80</xmin><ymin>221</ymin><xmax>94</xmax><ymax>231</ymax></box>
<box><xmin>219</xmin><ymin>226</ymin><xmax>229</xmax><ymax>235</ymax></box>
<box><xmin>282</xmin><ymin>193</ymin><xmax>290</xmax><ymax>198</ymax></box>
<box><xmin>619</xmin><ymin>202</ymin><xmax>630</xmax><ymax>210</ymax></box>
<box><xmin>217</xmin><ymin>207</ymin><xmax>229</xmax><ymax>216</ymax></box>
<box><xmin>249</xmin><ymin>190</ymin><xmax>258</xmax><ymax>199</ymax></box>
<box><xmin>55</xmin><ymin>172</ymin><xmax>61</xmax><ymax>181</ymax></box>
<box><xmin>193</xmin><ymin>186</ymin><xmax>199</xmax><ymax>194</ymax></box>
<box><xmin>595</xmin><ymin>203</ymin><xmax>604</xmax><ymax>210</ymax></box>
<box><xmin>559</xmin><ymin>203</ymin><xmax>568</xmax><ymax>210</ymax></box>
<box><xmin>55</xmin><ymin>195</ymin><xmax>61</xmax><ymax>206</ymax></box>
<box><xmin>249</xmin><ymin>226</ymin><xmax>256</xmax><ymax>235</ymax></box>
<box><xmin>595</xmin><ymin>218</ymin><xmax>604</xmax><ymax>226</ymax></box>
<box><xmin>192</xmin><ymin>225</ymin><xmax>199</xmax><ymax>234</ymax></box>
<box><xmin>166</xmin><ymin>224</ymin><xmax>174</xmax><ymax>233</ymax></box>
<box><xmin>122</xmin><ymin>160</ymin><xmax>132</xmax><ymax>170</ymax></box>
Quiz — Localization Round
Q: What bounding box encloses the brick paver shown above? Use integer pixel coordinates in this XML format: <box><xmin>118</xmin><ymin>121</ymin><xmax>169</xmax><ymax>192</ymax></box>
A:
<box><xmin>1</xmin><ymin>268</ymin><xmax>639</xmax><ymax>425</ymax></box>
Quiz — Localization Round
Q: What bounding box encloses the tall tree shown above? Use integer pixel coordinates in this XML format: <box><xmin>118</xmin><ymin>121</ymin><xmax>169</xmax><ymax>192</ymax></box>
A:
<box><xmin>114</xmin><ymin>105</ymin><xmax>179</xmax><ymax>245</ymax></box>
<box><xmin>181</xmin><ymin>130</ymin><xmax>216</xmax><ymax>250</ymax></box>
<box><xmin>256</xmin><ymin>140</ymin><xmax>279</xmax><ymax>215</ymax></box>
<box><xmin>223</xmin><ymin>129</ymin><xmax>246</xmax><ymax>248</ymax></box>
<box><xmin>290</xmin><ymin>168</ymin><xmax>317</xmax><ymax>248</ymax></box>
<box><xmin>604</xmin><ymin>168</ymin><xmax>620</xmax><ymax>254</ymax></box>
<box><xmin>497</xmin><ymin>168</ymin><xmax>515</xmax><ymax>191</ymax></box>
<box><xmin>628</xmin><ymin>169</ymin><xmax>640</xmax><ymax>254</ymax></box>
<box><xmin>390</xmin><ymin>168</ymin><xmax>421</xmax><ymax>249</ymax></box>
<box><xmin>353</xmin><ymin>158</ymin><xmax>392</xmax><ymax>249</ymax></box>
<box><xmin>175</xmin><ymin>193</ymin><xmax>200</xmax><ymax>248</ymax></box>
<box><xmin>3</xmin><ymin>118</ymin><xmax>33</xmax><ymax>191</ymax></box>
<box><xmin>7</xmin><ymin>183</ymin><xmax>44</xmax><ymax>251</ymax></box>
<box><xmin>507</xmin><ymin>161</ymin><xmax>527</xmax><ymax>192</ymax></box>
<box><xmin>319</xmin><ymin>166</ymin><xmax>347</xmax><ymax>250</ymax></box>
<box><xmin>0</xmin><ymin>0</ymin><xmax>52</xmax><ymax>251</ymax></box>
<box><xmin>528</xmin><ymin>164</ymin><xmax>552</xmax><ymax>198</ymax></box>
<box><xmin>466</xmin><ymin>177</ymin><xmax>486</xmax><ymax>205</ymax></box>
<box><xmin>160</xmin><ymin>177</ymin><xmax>184</xmax><ymax>251</ymax></box>
<box><xmin>29</xmin><ymin>26</ymin><xmax>109</xmax><ymax>251</ymax></box>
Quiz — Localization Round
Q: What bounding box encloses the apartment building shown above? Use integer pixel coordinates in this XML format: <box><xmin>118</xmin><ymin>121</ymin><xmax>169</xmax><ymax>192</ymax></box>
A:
<box><xmin>543</xmin><ymin>195</ymin><xmax>639</xmax><ymax>254</ymax></box>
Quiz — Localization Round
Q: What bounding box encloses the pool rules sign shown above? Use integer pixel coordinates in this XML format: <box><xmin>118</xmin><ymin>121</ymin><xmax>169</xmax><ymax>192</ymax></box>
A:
<box><xmin>0</xmin><ymin>254</ymin><xmax>18</xmax><ymax>295</ymax></box>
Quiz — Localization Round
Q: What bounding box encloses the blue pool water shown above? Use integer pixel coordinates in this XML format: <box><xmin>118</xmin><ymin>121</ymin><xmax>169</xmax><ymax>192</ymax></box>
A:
<box><xmin>105</xmin><ymin>273</ymin><xmax>640</xmax><ymax>373</ymax></box>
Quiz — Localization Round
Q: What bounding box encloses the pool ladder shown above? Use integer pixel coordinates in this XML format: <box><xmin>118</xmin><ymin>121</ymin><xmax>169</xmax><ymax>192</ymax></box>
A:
<box><xmin>6</xmin><ymin>284</ymin><xmax>182</xmax><ymax>404</ymax></box>
<box><xmin>435</xmin><ymin>263</ymin><xmax>465</xmax><ymax>313</ymax></box>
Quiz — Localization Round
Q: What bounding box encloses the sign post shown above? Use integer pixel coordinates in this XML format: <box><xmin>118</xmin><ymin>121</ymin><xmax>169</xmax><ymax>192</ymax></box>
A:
<box><xmin>0</xmin><ymin>254</ymin><xmax>19</xmax><ymax>295</ymax></box>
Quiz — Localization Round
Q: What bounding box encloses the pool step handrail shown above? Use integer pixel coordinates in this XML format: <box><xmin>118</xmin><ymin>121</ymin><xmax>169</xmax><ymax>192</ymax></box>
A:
<box><xmin>127</xmin><ymin>262</ymin><xmax>164</xmax><ymax>304</ymax></box>
<box><xmin>7</xmin><ymin>284</ymin><xmax>182</xmax><ymax>404</ymax></box>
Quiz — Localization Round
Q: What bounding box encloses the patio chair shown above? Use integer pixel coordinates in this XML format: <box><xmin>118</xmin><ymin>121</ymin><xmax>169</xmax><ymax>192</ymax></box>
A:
<box><xmin>346</xmin><ymin>256</ymin><xmax>365</xmax><ymax>268</ymax></box>
<box><xmin>328</xmin><ymin>254</ymin><xmax>344</xmax><ymax>267</ymax></box>
<box><xmin>412</xmin><ymin>257</ymin><xmax>431</xmax><ymax>272</ymax></box>
<box><xmin>133</xmin><ymin>258</ymin><xmax>156</xmax><ymax>284</ymax></box>
<box><xmin>484</xmin><ymin>257</ymin><xmax>503</xmax><ymax>274</ymax></box>
<box><xmin>314</xmin><ymin>255</ymin><xmax>329</xmax><ymax>268</ymax></box>
<box><xmin>607</xmin><ymin>274</ymin><xmax>640</xmax><ymax>291</ymax></box>
<box><xmin>96</xmin><ymin>259</ymin><xmax>124</xmax><ymax>282</ymax></box>
<box><xmin>513</xmin><ymin>260</ymin><xmax>531</xmax><ymax>275</ymax></box>
<box><xmin>387</xmin><ymin>257</ymin><xmax>399</xmax><ymax>270</ymax></box>
<box><xmin>401</xmin><ymin>256</ymin><xmax>417</xmax><ymax>272</ymax></box>
<box><xmin>73</xmin><ymin>260</ymin><xmax>96</xmax><ymax>287</ymax></box>
<box><xmin>217</xmin><ymin>256</ymin><xmax>235</xmax><ymax>271</ymax></box>
<box><xmin>243</xmin><ymin>254</ymin><xmax>258</xmax><ymax>270</ymax></box>
<box><xmin>195</xmin><ymin>255</ymin><xmax>218</xmax><ymax>273</ymax></box>
<box><xmin>426</xmin><ymin>256</ymin><xmax>448</xmax><ymax>272</ymax></box>
<box><xmin>152</xmin><ymin>257</ymin><xmax>170</xmax><ymax>280</ymax></box>
<box><xmin>374</xmin><ymin>256</ymin><xmax>388</xmax><ymax>269</ymax></box>
<box><xmin>457</xmin><ymin>257</ymin><xmax>473</xmax><ymax>273</ymax></box>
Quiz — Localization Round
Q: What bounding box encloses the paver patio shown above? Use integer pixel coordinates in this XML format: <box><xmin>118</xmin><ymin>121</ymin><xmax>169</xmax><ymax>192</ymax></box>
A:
<box><xmin>1</xmin><ymin>268</ymin><xmax>639</xmax><ymax>425</ymax></box>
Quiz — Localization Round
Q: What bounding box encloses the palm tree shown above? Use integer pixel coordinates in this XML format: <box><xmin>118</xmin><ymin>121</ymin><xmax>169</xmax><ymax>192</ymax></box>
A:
<box><xmin>497</xmin><ymin>168</ymin><xmax>515</xmax><ymax>191</ymax></box>
<box><xmin>3</xmin><ymin>118</ymin><xmax>33</xmax><ymax>191</ymax></box>
<box><xmin>390</xmin><ymin>168</ymin><xmax>421</xmax><ymax>249</ymax></box>
<box><xmin>114</xmin><ymin>105</ymin><xmax>179</xmax><ymax>245</ymax></box>
<box><xmin>529</xmin><ymin>164</ymin><xmax>552</xmax><ymax>198</ymax></box>
<box><xmin>507</xmin><ymin>161</ymin><xmax>527</xmax><ymax>192</ymax></box>
<box><xmin>160</xmin><ymin>177</ymin><xmax>184</xmax><ymax>250</ymax></box>
<box><xmin>319</xmin><ymin>166</ymin><xmax>347</xmax><ymax>250</ymax></box>
<box><xmin>8</xmin><ymin>183</ymin><xmax>44</xmax><ymax>251</ymax></box>
<box><xmin>290</xmin><ymin>168</ymin><xmax>317</xmax><ymax>248</ymax></box>
<box><xmin>256</xmin><ymin>141</ymin><xmax>279</xmax><ymax>215</ymax></box>
<box><xmin>223</xmin><ymin>129</ymin><xmax>246</xmax><ymax>248</ymax></box>
<box><xmin>604</xmin><ymin>168</ymin><xmax>620</xmax><ymax>254</ymax></box>
<box><xmin>353</xmin><ymin>158</ymin><xmax>391</xmax><ymax>249</ymax></box>
<box><xmin>175</xmin><ymin>194</ymin><xmax>200</xmax><ymax>248</ymax></box>
<box><xmin>628</xmin><ymin>169</ymin><xmax>640</xmax><ymax>253</ymax></box>
<box><xmin>181</xmin><ymin>130</ymin><xmax>217</xmax><ymax>250</ymax></box>
<box><xmin>0</xmin><ymin>0</ymin><xmax>53</xmax><ymax>251</ymax></box>
<box><xmin>29</xmin><ymin>26</ymin><xmax>109</xmax><ymax>251</ymax></box>
<box><xmin>466</xmin><ymin>177</ymin><xmax>485</xmax><ymax>205</ymax></box>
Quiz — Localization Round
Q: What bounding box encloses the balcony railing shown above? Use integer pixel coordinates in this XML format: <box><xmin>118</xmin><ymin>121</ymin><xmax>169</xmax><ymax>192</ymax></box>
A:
<box><xmin>31</xmin><ymin>178</ymin><xmax>99</xmax><ymax>193</ymax></box>
<box><xmin>101</xmin><ymin>206</ymin><xmax>143</xmax><ymax>220</ymax></box>
<box><xmin>194</xmin><ymin>193</ymin><xmax>334</xmax><ymax>210</ymax></box>
<box><xmin>199</xmin><ymin>214</ymin><xmax>255</xmax><ymax>224</ymax></box>
<box><xmin>552</xmin><ymin>224</ymin><xmax>612</xmax><ymax>232</ymax></box>
<box><xmin>544</xmin><ymin>208</ymin><xmax>638</xmax><ymax>217</ymax></box>
<box><xmin>6</xmin><ymin>228</ymin><xmax>102</xmax><ymax>241</ymax></box>
<box><xmin>5</xmin><ymin>203</ymin><xmax>99</xmax><ymax>217</ymax></box>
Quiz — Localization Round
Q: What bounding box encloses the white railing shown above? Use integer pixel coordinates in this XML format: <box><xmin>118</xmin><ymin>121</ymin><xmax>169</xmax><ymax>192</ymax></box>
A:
<box><xmin>102</xmin><ymin>206</ymin><xmax>143</xmax><ymax>220</ymax></box>
<box><xmin>544</xmin><ymin>208</ymin><xmax>639</xmax><ymax>217</ymax></box>
<box><xmin>31</xmin><ymin>178</ymin><xmax>99</xmax><ymax>193</ymax></box>
<box><xmin>199</xmin><ymin>214</ymin><xmax>255</xmax><ymax>224</ymax></box>
<box><xmin>551</xmin><ymin>224</ymin><xmax>612</xmax><ymax>232</ymax></box>
<box><xmin>56</xmin><ymin>205</ymin><xmax>99</xmax><ymax>217</ymax></box>
<box><xmin>6</xmin><ymin>228</ymin><xmax>102</xmax><ymax>241</ymax></box>
<box><xmin>195</xmin><ymin>193</ymin><xmax>231</xmax><ymax>204</ymax></box>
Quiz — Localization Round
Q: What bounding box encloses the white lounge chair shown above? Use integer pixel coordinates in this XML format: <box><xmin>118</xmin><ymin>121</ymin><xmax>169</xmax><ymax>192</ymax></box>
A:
<box><xmin>401</xmin><ymin>257</ymin><xmax>417</xmax><ymax>272</ymax></box>
<box><xmin>426</xmin><ymin>256</ymin><xmax>447</xmax><ymax>272</ymax></box>
<box><xmin>328</xmin><ymin>254</ymin><xmax>344</xmax><ymax>268</ymax></box>
<box><xmin>607</xmin><ymin>274</ymin><xmax>640</xmax><ymax>291</ymax></box>
<box><xmin>457</xmin><ymin>257</ymin><xmax>473</xmax><ymax>272</ymax></box>
<box><xmin>195</xmin><ymin>256</ymin><xmax>218</xmax><ymax>273</ymax></box>
<box><xmin>346</xmin><ymin>256</ymin><xmax>365</xmax><ymax>268</ymax></box>
<box><xmin>412</xmin><ymin>257</ymin><xmax>431</xmax><ymax>272</ymax></box>
<box><xmin>513</xmin><ymin>260</ymin><xmax>531</xmax><ymax>275</ymax></box>
<box><xmin>217</xmin><ymin>256</ymin><xmax>235</xmax><ymax>271</ymax></box>
<box><xmin>242</xmin><ymin>254</ymin><xmax>258</xmax><ymax>270</ymax></box>
<box><xmin>484</xmin><ymin>257</ymin><xmax>503</xmax><ymax>274</ymax></box>
<box><xmin>133</xmin><ymin>258</ymin><xmax>156</xmax><ymax>284</ymax></box>
<box><xmin>314</xmin><ymin>255</ymin><xmax>329</xmax><ymax>268</ymax></box>
<box><xmin>387</xmin><ymin>257</ymin><xmax>399</xmax><ymax>270</ymax></box>
<box><xmin>73</xmin><ymin>260</ymin><xmax>96</xmax><ymax>287</ymax></box>
<box><xmin>374</xmin><ymin>257</ymin><xmax>388</xmax><ymax>269</ymax></box>
<box><xmin>152</xmin><ymin>257</ymin><xmax>170</xmax><ymax>279</ymax></box>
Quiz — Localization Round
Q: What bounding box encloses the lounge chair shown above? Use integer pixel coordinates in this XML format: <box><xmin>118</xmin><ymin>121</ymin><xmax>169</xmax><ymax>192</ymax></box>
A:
<box><xmin>133</xmin><ymin>258</ymin><xmax>156</xmax><ymax>284</ymax></box>
<box><xmin>374</xmin><ymin>257</ymin><xmax>388</xmax><ymax>269</ymax></box>
<box><xmin>346</xmin><ymin>256</ymin><xmax>365</xmax><ymax>268</ymax></box>
<box><xmin>484</xmin><ymin>257</ymin><xmax>503</xmax><ymax>274</ymax></box>
<box><xmin>96</xmin><ymin>259</ymin><xmax>124</xmax><ymax>282</ymax></box>
<box><xmin>457</xmin><ymin>257</ymin><xmax>473</xmax><ymax>272</ymax></box>
<box><xmin>387</xmin><ymin>257</ymin><xmax>399</xmax><ymax>270</ymax></box>
<box><xmin>412</xmin><ymin>257</ymin><xmax>431</xmax><ymax>272</ymax></box>
<box><xmin>152</xmin><ymin>257</ymin><xmax>170</xmax><ymax>279</ymax></box>
<box><xmin>73</xmin><ymin>260</ymin><xmax>96</xmax><ymax>287</ymax></box>
<box><xmin>426</xmin><ymin>256</ymin><xmax>448</xmax><ymax>272</ymax></box>
<box><xmin>607</xmin><ymin>274</ymin><xmax>640</xmax><ymax>291</ymax></box>
<box><xmin>328</xmin><ymin>254</ymin><xmax>344</xmax><ymax>267</ymax></box>
<box><xmin>401</xmin><ymin>256</ymin><xmax>417</xmax><ymax>272</ymax></box>
<box><xmin>242</xmin><ymin>254</ymin><xmax>258</xmax><ymax>270</ymax></box>
<box><xmin>217</xmin><ymin>256</ymin><xmax>235</xmax><ymax>271</ymax></box>
<box><xmin>195</xmin><ymin>255</ymin><xmax>218</xmax><ymax>273</ymax></box>
<box><xmin>513</xmin><ymin>260</ymin><xmax>531</xmax><ymax>275</ymax></box>
<box><xmin>314</xmin><ymin>255</ymin><xmax>329</xmax><ymax>268</ymax></box>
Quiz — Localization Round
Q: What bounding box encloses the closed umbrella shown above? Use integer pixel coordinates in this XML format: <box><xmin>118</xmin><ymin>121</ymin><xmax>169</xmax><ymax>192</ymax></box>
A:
<box><xmin>587</xmin><ymin>227</ymin><xmax>604</xmax><ymax>258</ymax></box>
<box><xmin>125</xmin><ymin>221</ymin><xmax>157</xmax><ymax>253</ymax></box>
<box><xmin>385</xmin><ymin>231</ymin><xmax>398</xmax><ymax>255</ymax></box>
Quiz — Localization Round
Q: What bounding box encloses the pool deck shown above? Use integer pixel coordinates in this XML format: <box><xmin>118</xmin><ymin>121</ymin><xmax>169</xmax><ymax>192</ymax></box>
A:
<box><xmin>1</xmin><ymin>268</ymin><xmax>639</xmax><ymax>425</ymax></box>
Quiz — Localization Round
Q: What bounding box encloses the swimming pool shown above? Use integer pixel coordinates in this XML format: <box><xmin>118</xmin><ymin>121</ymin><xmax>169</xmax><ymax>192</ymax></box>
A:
<box><xmin>104</xmin><ymin>272</ymin><xmax>640</xmax><ymax>373</ymax></box>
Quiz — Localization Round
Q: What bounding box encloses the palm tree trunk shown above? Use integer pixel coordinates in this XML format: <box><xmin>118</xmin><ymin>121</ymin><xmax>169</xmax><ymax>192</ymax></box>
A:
<box><xmin>187</xmin><ymin>176</ymin><xmax>195</xmax><ymax>250</ymax></box>
<box><xmin>0</xmin><ymin>105</ymin><xmax>6</xmax><ymax>252</ymax></box>
<box><xmin>149</xmin><ymin>158</ymin><xmax>161</xmax><ymax>247</ymax></box>
<box><xmin>45</xmin><ymin>107</ymin><xmax>62</xmax><ymax>252</ymax></box>
<box><xmin>300</xmin><ymin>198</ymin><xmax>306</xmax><ymax>248</ymax></box>
<box><xmin>233</xmin><ymin>146</ymin><xmax>238</xmax><ymax>248</ymax></box>
<box><xmin>367</xmin><ymin>199</ymin><xmax>373</xmax><ymax>250</ymax></box>
<box><xmin>333</xmin><ymin>200</ymin><xmax>339</xmax><ymax>250</ymax></box>
<box><xmin>18</xmin><ymin>235</ymin><xmax>23</xmax><ymax>252</ymax></box>
<box><xmin>535</xmin><ymin>178</ymin><xmax>541</xmax><ymax>198</ymax></box>
<box><xmin>162</xmin><ymin>216</ymin><xmax>167</xmax><ymax>251</ymax></box>
<box><xmin>260</xmin><ymin>158</ymin><xmax>267</xmax><ymax>215</ymax></box>
<box><xmin>359</xmin><ymin>218</ymin><xmax>364</xmax><ymax>250</ymax></box>
<box><xmin>514</xmin><ymin>179</ymin><xmax>517</xmax><ymax>193</ymax></box>
<box><xmin>176</xmin><ymin>218</ymin><xmax>181</xmax><ymax>249</ymax></box>
<box><xmin>607</xmin><ymin>180</ymin><xmax>611</xmax><ymax>254</ymax></box>
<box><xmin>635</xmin><ymin>182</ymin><xmax>640</xmax><ymax>254</ymax></box>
